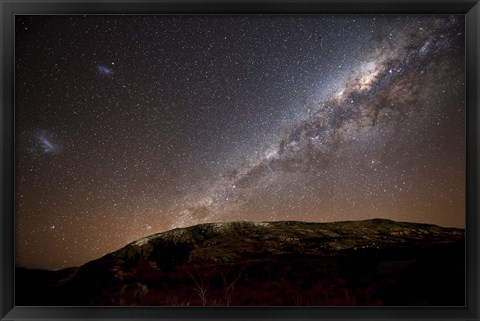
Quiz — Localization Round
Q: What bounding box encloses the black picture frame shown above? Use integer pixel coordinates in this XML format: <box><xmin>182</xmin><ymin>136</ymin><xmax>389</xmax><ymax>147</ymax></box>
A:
<box><xmin>1</xmin><ymin>0</ymin><xmax>479</xmax><ymax>320</ymax></box>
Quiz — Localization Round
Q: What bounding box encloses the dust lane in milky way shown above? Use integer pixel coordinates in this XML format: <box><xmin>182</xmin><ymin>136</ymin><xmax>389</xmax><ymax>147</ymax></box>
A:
<box><xmin>15</xmin><ymin>15</ymin><xmax>465</xmax><ymax>270</ymax></box>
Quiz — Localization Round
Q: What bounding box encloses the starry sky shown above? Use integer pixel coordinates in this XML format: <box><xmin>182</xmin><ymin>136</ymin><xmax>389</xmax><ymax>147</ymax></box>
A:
<box><xmin>15</xmin><ymin>15</ymin><xmax>465</xmax><ymax>270</ymax></box>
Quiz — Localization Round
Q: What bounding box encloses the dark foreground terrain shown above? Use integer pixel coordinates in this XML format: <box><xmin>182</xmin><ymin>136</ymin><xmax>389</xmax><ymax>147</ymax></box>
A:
<box><xmin>16</xmin><ymin>219</ymin><xmax>464</xmax><ymax>306</ymax></box>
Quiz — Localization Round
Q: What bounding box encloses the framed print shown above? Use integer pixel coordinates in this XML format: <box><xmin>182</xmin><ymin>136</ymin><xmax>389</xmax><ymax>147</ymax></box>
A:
<box><xmin>1</xmin><ymin>0</ymin><xmax>479</xmax><ymax>320</ymax></box>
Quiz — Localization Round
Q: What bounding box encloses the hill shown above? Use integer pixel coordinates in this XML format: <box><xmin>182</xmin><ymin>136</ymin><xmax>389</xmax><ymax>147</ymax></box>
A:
<box><xmin>15</xmin><ymin>219</ymin><xmax>465</xmax><ymax>306</ymax></box>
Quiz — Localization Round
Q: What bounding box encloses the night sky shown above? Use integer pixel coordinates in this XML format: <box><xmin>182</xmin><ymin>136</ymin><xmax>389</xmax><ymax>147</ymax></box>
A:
<box><xmin>15</xmin><ymin>15</ymin><xmax>465</xmax><ymax>270</ymax></box>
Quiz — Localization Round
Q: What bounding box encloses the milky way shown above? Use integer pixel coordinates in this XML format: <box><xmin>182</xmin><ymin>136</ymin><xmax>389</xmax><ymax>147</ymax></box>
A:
<box><xmin>15</xmin><ymin>15</ymin><xmax>465</xmax><ymax>269</ymax></box>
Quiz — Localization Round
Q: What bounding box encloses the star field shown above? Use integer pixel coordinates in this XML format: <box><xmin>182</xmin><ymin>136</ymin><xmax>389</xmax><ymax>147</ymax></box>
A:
<box><xmin>15</xmin><ymin>15</ymin><xmax>465</xmax><ymax>270</ymax></box>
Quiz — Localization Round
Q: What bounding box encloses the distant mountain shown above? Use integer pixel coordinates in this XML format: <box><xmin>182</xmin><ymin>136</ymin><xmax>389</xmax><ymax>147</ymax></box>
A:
<box><xmin>16</xmin><ymin>219</ymin><xmax>465</xmax><ymax>306</ymax></box>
